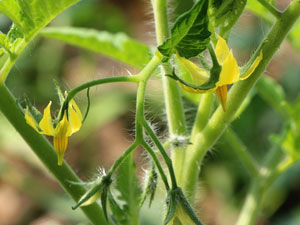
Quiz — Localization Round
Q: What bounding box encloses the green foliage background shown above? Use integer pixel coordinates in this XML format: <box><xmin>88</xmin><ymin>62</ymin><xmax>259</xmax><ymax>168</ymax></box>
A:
<box><xmin>0</xmin><ymin>0</ymin><xmax>300</xmax><ymax>224</ymax></box>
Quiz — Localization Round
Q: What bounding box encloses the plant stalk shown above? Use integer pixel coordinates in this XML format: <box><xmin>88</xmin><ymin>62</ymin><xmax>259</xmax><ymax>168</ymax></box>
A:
<box><xmin>152</xmin><ymin>0</ymin><xmax>187</xmax><ymax>185</ymax></box>
<box><xmin>182</xmin><ymin>0</ymin><xmax>300</xmax><ymax>198</ymax></box>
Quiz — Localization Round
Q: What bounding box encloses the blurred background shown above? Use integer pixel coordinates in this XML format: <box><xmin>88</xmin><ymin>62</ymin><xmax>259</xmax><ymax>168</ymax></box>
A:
<box><xmin>1</xmin><ymin>0</ymin><xmax>300</xmax><ymax>224</ymax></box>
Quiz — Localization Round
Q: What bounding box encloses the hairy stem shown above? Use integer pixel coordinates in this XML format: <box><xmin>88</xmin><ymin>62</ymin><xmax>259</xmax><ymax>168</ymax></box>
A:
<box><xmin>0</xmin><ymin>84</ymin><xmax>105</xmax><ymax>225</ymax></box>
<box><xmin>143</xmin><ymin>120</ymin><xmax>178</xmax><ymax>189</ymax></box>
<box><xmin>152</xmin><ymin>0</ymin><xmax>187</xmax><ymax>185</ymax></box>
<box><xmin>182</xmin><ymin>0</ymin><xmax>300</xmax><ymax>198</ymax></box>
<box><xmin>142</xmin><ymin>141</ymin><xmax>170</xmax><ymax>190</ymax></box>
<box><xmin>191</xmin><ymin>93</ymin><xmax>214</xmax><ymax>139</ymax></box>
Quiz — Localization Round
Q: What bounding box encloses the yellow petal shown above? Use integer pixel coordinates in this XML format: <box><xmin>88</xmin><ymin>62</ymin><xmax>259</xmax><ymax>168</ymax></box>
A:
<box><xmin>216</xmin><ymin>85</ymin><xmax>228</xmax><ymax>112</ymax></box>
<box><xmin>216</xmin><ymin>50</ymin><xmax>240</xmax><ymax>86</ymax></box>
<box><xmin>53</xmin><ymin>136</ymin><xmax>68</xmax><ymax>165</ymax></box>
<box><xmin>178</xmin><ymin>56</ymin><xmax>209</xmax><ymax>86</ymax></box>
<box><xmin>39</xmin><ymin>101</ymin><xmax>55</xmax><ymax>136</ymax></box>
<box><xmin>215</xmin><ymin>35</ymin><xmax>230</xmax><ymax>65</ymax></box>
<box><xmin>240</xmin><ymin>50</ymin><xmax>263</xmax><ymax>80</ymax></box>
<box><xmin>69</xmin><ymin>99</ymin><xmax>83</xmax><ymax>134</ymax></box>
<box><xmin>25</xmin><ymin>107</ymin><xmax>40</xmax><ymax>132</ymax></box>
<box><xmin>168</xmin><ymin>205</ymin><xmax>194</xmax><ymax>225</ymax></box>
<box><xmin>54</xmin><ymin>112</ymin><xmax>72</xmax><ymax>137</ymax></box>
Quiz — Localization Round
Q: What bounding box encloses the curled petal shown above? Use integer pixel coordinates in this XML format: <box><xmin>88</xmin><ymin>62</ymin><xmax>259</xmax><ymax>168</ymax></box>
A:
<box><xmin>25</xmin><ymin>107</ymin><xmax>40</xmax><ymax>132</ymax></box>
<box><xmin>69</xmin><ymin>99</ymin><xmax>82</xmax><ymax>134</ymax></box>
<box><xmin>54</xmin><ymin>112</ymin><xmax>72</xmax><ymax>137</ymax></box>
<box><xmin>240</xmin><ymin>51</ymin><xmax>263</xmax><ymax>80</ymax></box>
<box><xmin>178</xmin><ymin>56</ymin><xmax>209</xmax><ymax>85</ymax></box>
<box><xmin>215</xmin><ymin>35</ymin><xmax>230</xmax><ymax>65</ymax></box>
<box><xmin>216</xmin><ymin>50</ymin><xmax>240</xmax><ymax>86</ymax></box>
<box><xmin>39</xmin><ymin>101</ymin><xmax>55</xmax><ymax>136</ymax></box>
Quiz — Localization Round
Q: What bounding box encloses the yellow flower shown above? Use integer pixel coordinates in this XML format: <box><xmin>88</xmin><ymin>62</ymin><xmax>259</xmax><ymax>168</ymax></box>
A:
<box><xmin>168</xmin><ymin>205</ymin><xmax>195</xmax><ymax>225</ymax></box>
<box><xmin>178</xmin><ymin>35</ymin><xmax>263</xmax><ymax>111</ymax></box>
<box><xmin>25</xmin><ymin>96</ymin><xmax>82</xmax><ymax>165</ymax></box>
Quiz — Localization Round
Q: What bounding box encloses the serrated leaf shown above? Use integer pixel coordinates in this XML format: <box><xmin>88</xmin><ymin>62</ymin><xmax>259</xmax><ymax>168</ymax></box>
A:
<box><xmin>115</xmin><ymin>153</ymin><xmax>141</xmax><ymax>225</ymax></box>
<box><xmin>40</xmin><ymin>27</ymin><xmax>152</xmax><ymax>68</ymax></box>
<box><xmin>158</xmin><ymin>0</ymin><xmax>210</xmax><ymax>59</ymax></box>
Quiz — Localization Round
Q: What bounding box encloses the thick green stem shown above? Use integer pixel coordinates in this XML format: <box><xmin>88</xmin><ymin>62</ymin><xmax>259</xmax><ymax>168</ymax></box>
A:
<box><xmin>152</xmin><ymin>0</ymin><xmax>187</xmax><ymax>185</ymax></box>
<box><xmin>182</xmin><ymin>0</ymin><xmax>300</xmax><ymax>197</ymax></box>
<box><xmin>257</xmin><ymin>0</ymin><xmax>282</xmax><ymax>19</ymax></box>
<box><xmin>0</xmin><ymin>84</ymin><xmax>105</xmax><ymax>225</ymax></box>
<box><xmin>236</xmin><ymin>145</ymin><xmax>284</xmax><ymax>225</ymax></box>
<box><xmin>191</xmin><ymin>93</ymin><xmax>214</xmax><ymax>139</ymax></box>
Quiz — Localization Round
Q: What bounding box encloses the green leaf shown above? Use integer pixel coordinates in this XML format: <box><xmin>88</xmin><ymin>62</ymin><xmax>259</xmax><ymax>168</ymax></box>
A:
<box><xmin>158</xmin><ymin>0</ymin><xmax>210</xmax><ymax>59</ymax></box>
<box><xmin>209</xmin><ymin>0</ymin><xmax>247</xmax><ymax>35</ymax></box>
<box><xmin>40</xmin><ymin>27</ymin><xmax>152</xmax><ymax>69</ymax></box>
<box><xmin>114</xmin><ymin>153</ymin><xmax>141</xmax><ymax>225</ymax></box>
<box><xmin>0</xmin><ymin>0</ymin><xmax>80</xmax><ymax>41</ymax></box>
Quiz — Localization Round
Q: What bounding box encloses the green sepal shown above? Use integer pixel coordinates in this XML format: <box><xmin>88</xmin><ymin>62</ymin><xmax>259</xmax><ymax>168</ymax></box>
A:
<box><xmin>101</xmin><ymin>182</ymin><xmax>112</xmax><ymax>223</ymax></box>
<box><xmin>24</xmin><ymin>95</ymin><xmax>43</xmax><ymax>123</ymax></box>
<box><xmin>164</xmin><ymin>189</ymin><xmax>178</xmax><ymax>225</ymax></box>
<box><xmin>177</xmin><ymin>188</ymin><xmax>204</xmax><ymax>225</ymax></box>
<box><xmin>140</xmin><ymin>163</ymin><xmax>158</xmax><ymax>208</ymax></box>
<box><xmin>166</xmin><ymin>68</ymin><xmax>219</xmax><ymax>91</ymax></box>
<box><xmin>158</xmin><ymin>0</ymin><xmax>211</xmax><ymax>59</ymax></box>
<box><xmin>108</xmin><ymin>193</ymin><xmax>127</xmax><ymax>224</ymax></box>
<box><xmin>72</xmin><ymin>175</ymin><xmax>112</xmax><ymax>210</ymax></box>
<box><xmin>53</xmin><ymin>80</ymin><xmax>65</xmax><ymax>106</ymax></box>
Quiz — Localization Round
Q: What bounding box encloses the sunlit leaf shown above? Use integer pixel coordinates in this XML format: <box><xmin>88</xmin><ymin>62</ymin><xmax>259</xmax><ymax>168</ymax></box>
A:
<box><xmin>41</xmin><ymin>27</ymin><xmax>152</xmax><ymax>68</ymax></box>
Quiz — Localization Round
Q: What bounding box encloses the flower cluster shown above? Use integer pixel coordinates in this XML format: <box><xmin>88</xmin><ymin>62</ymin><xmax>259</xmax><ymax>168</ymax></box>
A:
<box><xmin>177</xmin><ymin>35</ymin><xmax>263</xmax><ymax>111</ymax></box>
